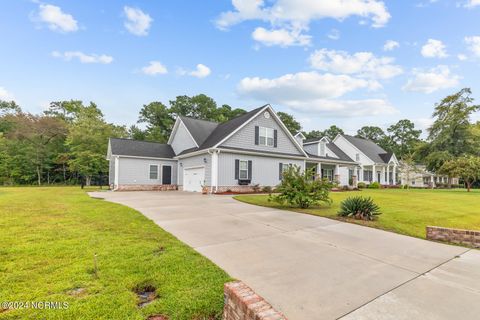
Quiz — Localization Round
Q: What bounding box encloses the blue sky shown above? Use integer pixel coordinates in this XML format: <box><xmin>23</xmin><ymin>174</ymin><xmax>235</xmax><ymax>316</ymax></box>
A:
<box><xmin>1</xmin><ymin>0</ymin><xmax>479</xmax><ymax>134</ymax></box>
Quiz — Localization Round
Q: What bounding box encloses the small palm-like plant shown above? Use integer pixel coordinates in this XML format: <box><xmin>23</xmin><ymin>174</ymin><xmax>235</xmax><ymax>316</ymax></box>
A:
<box><xmin>338</xmin><ymin>196</ymin><xmax>381</xmax><ymax>221</ymax></box>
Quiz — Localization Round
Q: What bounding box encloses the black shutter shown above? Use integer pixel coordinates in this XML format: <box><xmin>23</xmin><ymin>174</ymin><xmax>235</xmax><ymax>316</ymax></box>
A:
<box><xmin>235</xmin><ymin>159</ymin><xmax>239</xmax><ymax>180</ymax></box>
<box><xmin>255</xmin><ymin>126</ymin><xmax>259</xmax><ymax>145</ymax></box>
<box><xmin>279</xmin><ymin>163</ymin><xmax>283</xmax><ymax>180</ymax></box>
<box><xmin>274</xmin><ymin>129</ymin><xmax>278</xmax><ymax>147</ymax></box>
<box><xmin>248</xmin><ymin>160</ymin><xmax>252</xmax><ymax>180</ymax></box>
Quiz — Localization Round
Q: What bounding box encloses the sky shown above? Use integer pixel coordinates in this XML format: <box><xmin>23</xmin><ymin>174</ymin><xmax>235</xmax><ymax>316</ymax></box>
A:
<box><xmin>1</xmin><ymin>0</ymin><xmax>480</xmax><ymax>135</ymax></box>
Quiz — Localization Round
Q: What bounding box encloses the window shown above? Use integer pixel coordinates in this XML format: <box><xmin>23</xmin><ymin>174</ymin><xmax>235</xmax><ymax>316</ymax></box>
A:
<box><xmin>149</xmin><ymin>165</ymin><xmax>159</xmax><ymax>180</ymax></box>
<box><xmin>320</xmin><ymin>142</ymin><xmax>326</xmax><ymax>156</ymax></box>
<box><xmin>355</xmin><ymin>153</ymin><xmax>360</xmax><ymax>161</ymax></box>
<box><xmin>259</xmin><ymin>127</ymin><xmax>274</xmax><ymax>146</ymax></box>
<box><xmin>323</xmin><ymin>168</ymin><xmax>334</xmax><ymax>182</ymax></box>
<box><xmin>239</xmin><ymin>160</ymin><xmax>249</xmax><ymax>179</ymax></box>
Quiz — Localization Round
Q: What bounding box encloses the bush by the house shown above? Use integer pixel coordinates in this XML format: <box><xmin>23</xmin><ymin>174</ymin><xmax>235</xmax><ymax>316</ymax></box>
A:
<box><xmin>357</xmin><ymin>182</ymin><xmax>366</xmax><ymax>189</ymax></box>
<box><xmin>338</xmin><ymin>196</ymin><xmax>382</xmax><ymax>221</ymax></box>
<box><xmin>368</xmin><ymin>181</ymin><xmax>381</xmax><ymax>189</ymax></box>
<box><xmin>261</xmin><ymin>186</ymin><xmax>273</xmax><ymax>194</ymax></box>
<box><xmin>270</xmin><ymin>166</ymin><xmax>332</xmax><ymax>209</ymax></box>
<box><xmin>252</xmin><ymin>184</ymin><xmax>261</xmax><ymax>193</ymax></box>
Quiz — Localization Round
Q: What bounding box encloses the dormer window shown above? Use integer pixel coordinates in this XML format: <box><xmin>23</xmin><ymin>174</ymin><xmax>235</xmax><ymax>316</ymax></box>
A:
<box><xmin>259</xmin><ymin>127</ymin><xmax>274</xmax><ymax>147</ymax></box>
<box><xmin>320</xmin><ymin>142</ymin><xmax>326</xmax><ymax>156</ymax></box>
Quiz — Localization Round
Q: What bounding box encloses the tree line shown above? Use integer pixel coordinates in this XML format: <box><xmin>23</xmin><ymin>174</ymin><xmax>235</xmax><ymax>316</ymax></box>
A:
<box><xmin>0</xmin><ymin>90</ymin><xmax>479</xmax><ymax>187</ymax></box>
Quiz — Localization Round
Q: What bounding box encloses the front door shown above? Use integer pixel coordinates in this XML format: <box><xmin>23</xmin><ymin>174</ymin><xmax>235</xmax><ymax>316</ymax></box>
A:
<box><xmin>162</xmin><ymin>166</ymin><xmax>172</xmax><ymax>185</ymax></box>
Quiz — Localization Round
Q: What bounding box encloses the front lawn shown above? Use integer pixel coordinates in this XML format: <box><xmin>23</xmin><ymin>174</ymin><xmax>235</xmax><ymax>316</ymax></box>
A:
<box><xmin>235</xmin><ymin>189</ymin><xmax>480</xmax><ymax>239</ymax></box>
<box><xmin>0</xmin><ymin>187</ymin><xmax>231</xmax><ymax>320</ymax></box>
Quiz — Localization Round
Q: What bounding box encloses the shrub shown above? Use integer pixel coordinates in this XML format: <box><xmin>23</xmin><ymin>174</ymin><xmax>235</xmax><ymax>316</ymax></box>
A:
<box><xmin>270</xmin><ymin>166</ymin><xmax>332</xmax><ymax>209</ymax></box>
<box><xmin>338</xmin><ymin>196</ymin><xmax>381</xmax><ymax>221</ymax></box>
<box><xmin>357</xmin><ymin>182</ymin><xmax>366</xmax><ymax>189</ymax></box>
<box><xmin>252</xmin><ymin>184</ymin><xmax>261</xmax><ymax>193</ymax></box>
<box><xmin>368</xmin><ymin>181</ymin><xmax>381</xmax><ymax>189</ymax></box>
<box><xmin>261</xmin><ymin>186</ymin><xmax>273</xmax><ymax>194</ymax></box>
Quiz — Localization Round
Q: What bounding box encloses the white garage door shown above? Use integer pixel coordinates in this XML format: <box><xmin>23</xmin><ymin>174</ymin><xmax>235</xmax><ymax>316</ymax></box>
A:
<box><xmin>183</xmin><ymin>167</ymin><xmax>205</xmax><ymax>192</ymax></box>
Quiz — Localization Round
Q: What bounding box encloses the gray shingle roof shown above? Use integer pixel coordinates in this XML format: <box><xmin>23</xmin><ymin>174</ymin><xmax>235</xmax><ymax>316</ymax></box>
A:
<box><xmin>198</xmin><ymin>105</ymin><xmax>268</xmax><ymax>149</ymax></box>
<box><xmin>178</xmin><ymin>116</ymin><xmax>218</xmax><ymax>146</ymax></box>
<box><xmin>342</xmin><ymin>135</ymin><xmax>389</xmax><ymax>164</ymax></box>
<box><xmin>326</xmin><ymin>142</ymin><xmax>355</xmax><ymax>162</ymax></box>
<box><xmin>109</xmin><ymin>138</ymin><xmax>176</xmax><ymax>158</ymax></box>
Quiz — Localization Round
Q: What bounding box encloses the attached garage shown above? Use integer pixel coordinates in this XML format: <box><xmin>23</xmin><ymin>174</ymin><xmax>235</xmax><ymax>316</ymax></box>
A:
<box><xmin>183</xmin><ymin>167</ymin><xmax>205</xmax><ymax>192</ymax></box>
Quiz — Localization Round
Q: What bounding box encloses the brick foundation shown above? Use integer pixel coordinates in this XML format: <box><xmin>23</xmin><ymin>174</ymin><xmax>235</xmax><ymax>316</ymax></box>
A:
<box><xmin>426</xmin><ymin>226</ymin><xmax>480</xmax><ymax>248</ymax></box>
<box><xmin>215</xmin><ymin>186</ymin><xmax>259</xmax><ymax>193</ymax></box>
<box><xmin>116</xmin><ymin>184</ymin><xmax>178</xmax><ymax>191</ymax></box>
<box><xmin>223</xmin><ymin>281</ymin><xmax>287</xmax><ymax>320</ymax></box>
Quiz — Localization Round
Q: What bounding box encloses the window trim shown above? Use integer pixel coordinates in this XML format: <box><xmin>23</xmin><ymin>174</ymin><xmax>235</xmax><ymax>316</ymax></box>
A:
<box><xmin>259</xmin><ymin>126</ymin><xmax>275</xmax><ymax>147</ymax></box>
<box><xmin>149</xmin><ymin>164</ymin><xmax>159</xmax><ymax>180</ymax></box>
<box><xmin>238</xmin><ymin>160</ymin><xmax>249</xmax><ymax>180</ymax></box>
<box><xmin>355</xmin><ymin>153</ymin><xmax>360</xmax><ymax>161</ymax></box>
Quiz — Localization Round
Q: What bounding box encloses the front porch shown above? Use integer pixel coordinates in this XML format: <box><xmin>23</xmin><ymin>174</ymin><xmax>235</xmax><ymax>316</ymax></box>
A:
<box><xmin>306</xmin><ymin>161</ymin><xmax>358</xmax><ymax>187</ymax></box>
<box><xmin>359</xmin><ymin>164</ymin><xmax>399</xmax><ymax>185</ymax></box>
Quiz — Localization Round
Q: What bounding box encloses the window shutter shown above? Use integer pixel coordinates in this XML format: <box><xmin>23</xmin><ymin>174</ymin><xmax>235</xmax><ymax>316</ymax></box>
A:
<box><xmin>248</xmin><ymin>160</ymin><xmax>252</xmax><ymax>180</ymax></box>
<box><xmin>235</xmin><ymin>159</ymin><xmax>239</xmax><ymax>180</ymax></box>
<box><xmin>273</xmin><ymin>129</ymin><xmax>278</xmax><ymax>147</ymax></box>
<box><xmin>255</xmin><ymin>126</ymin><xmax>259</xmax><ymax>145</ymax></box>
<box><xmin>279</xmin><ymin>163</ymin><xmax>283</xmax><ymax>180</ymax></box>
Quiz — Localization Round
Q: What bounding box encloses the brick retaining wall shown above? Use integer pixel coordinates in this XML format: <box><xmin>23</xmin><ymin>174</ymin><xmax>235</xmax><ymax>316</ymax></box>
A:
<box><xmin>116</xmin><ymin>184</ymin><xmax>177</xmax><ymax>191</ymax></box>
<box><xmin>426</xmin><ymin>226</ymin><xmax>480</xmax><ymax>248</ymax></box>
<box><xmin>223</xmin><ymin>281</ymin><xmax>287</xmax><ymax>320</ymax></box>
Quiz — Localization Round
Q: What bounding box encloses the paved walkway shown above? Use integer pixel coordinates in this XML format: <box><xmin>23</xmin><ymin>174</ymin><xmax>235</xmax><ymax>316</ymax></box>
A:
<box><xmin>89</xmin><ymin>191</ymin><xmax>480</xmax><ymax>320</ymax></box>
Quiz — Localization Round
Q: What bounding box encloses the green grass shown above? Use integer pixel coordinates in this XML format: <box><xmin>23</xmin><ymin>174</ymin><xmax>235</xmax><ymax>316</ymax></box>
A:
<box><xmin>0</xmin><ymin>187</ymin><xmax>231</xmax><ymax>320</ymax></box>
<box><xmin>235</xmin><ymin>188</ymin><xmax>480</xmax><ymax>239</ymax></box>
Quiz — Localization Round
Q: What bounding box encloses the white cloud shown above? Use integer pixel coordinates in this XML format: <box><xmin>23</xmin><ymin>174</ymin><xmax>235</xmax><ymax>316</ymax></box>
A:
<box><xmin>36</xmin><ymin>4</ymin><xmax>78</xmax><ymax>33</ymax></box>
<box><xmin>465</xmin><ymin>0</ymin><xmax>480</xmax><ymax>8</ymax></box>
<box><xmin>141</xmin><ymin>61</ymin><xmax>168</xmax><ymax>75</ymax></box>
<box><xmin>216</xmin><ymin>0</ymin><xmax>390</xmax><ymax>29</ymax></box>
<box><xmin>403</xmin><ymin>65</ymin><xmax>460</xmax><ymax>94</ymax></box>
<box><xmin>327</xmin><ymin>29</ymin><xmax>340</xmax><ymax>40</ymax></box>
<box><xmin>421</xmin><ymin>39</ymin><xmax>448</xmax><ymax>58</ymax></box>
<box><xmin>0</xmin><ymin>87</ymin><xmax>15</xmax><ymax>101</ymax></box>
<box><xmin>252</xmin><ymin>27</ymin><xmax>311</xmax><ymax>47</ymax></box>
<box><xmin>189</xmin><ymin>64</ymin><xmax>211</xmax><ymax>78</ymax></box>
<box><xmin>465</xmin><ymin>36</ymin><xmax>480</xmax><ymax>57</ymax></box>
<box><xmin>309</xmin><ymin>49</ymin><xmax>403</xmax><ymax>79</ymax></box>
<box><xmin>458</xmin><ymin>53</ymin><xmax>468</xmax><ymax>61</ymax></box>
<box><xmin>383</xmin><ymin>40</ymin><xmax>399</xmax><ymax>51</ymax></box>
<box><xmin>123</xmin><ymin>6</ymin><xmax>153</xmax><ymax>36</ymax></box>
<box><xmin>215</xmin><ymin>0</ymin><xmax>390</xmax><ymax>46</ymax></box>
<box><xmin>52</xmin><ymin>51</ymin><xmax>113</xmax><ymax>64</ymax></box>
<box><xmin>237</xmin><ymin>71</ymin><xmax>394</xmax><ymax>116</ymax></box>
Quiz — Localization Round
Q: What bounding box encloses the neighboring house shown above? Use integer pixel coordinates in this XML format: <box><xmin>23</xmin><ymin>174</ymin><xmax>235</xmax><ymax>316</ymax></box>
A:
<box><xmin>107</xmin><ymin>104</ymin><xmax>402</xmax><ymax>192</ymax></box>
<box><xmin>333</xmin><ymin>134</ymin><xmax>400</xmax><ymax>185</ymax></box>
<box><xmin>399</xmin><ymin>163</ymin><xmax>459</xmax><ymax>188</ymax></box>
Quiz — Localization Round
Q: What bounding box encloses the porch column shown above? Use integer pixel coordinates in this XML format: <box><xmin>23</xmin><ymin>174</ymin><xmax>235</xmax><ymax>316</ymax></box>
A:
<box><xmin>382</xmin><ymin>166</ymin><xmax>386</xmax><ymax>185</ymax></box>
<box><xmin>393</xmin><ymin>165</ymin><xmax>397</xmax><ymax>185</ymax></box>
<box><xmin>334</xmin><ymin>164</ymin><xmax>340</xmax><ymax>184</ymax></box>
<box><xmin>352</xmin><ymin>166</ymin><xmax>358</xmax><ymax>187</ymax></box>
<box><xmin>372</xmin><ymin>164</ymin><xmax>376</xmax><ymax>182</ymax></box>
<box><xmin>386</xmin><ymin>165</ymin><xmax>390</xmax><ymax>185</ymax></box>
<box><xmin>317</xmin><ymin>162</ymin><xmax>322</xmax><ymax>180</ymax></box>
<box><xmin>430</xmin><ymin>175</ymin><xmax>434</xmax><ymax>188</ymax></box>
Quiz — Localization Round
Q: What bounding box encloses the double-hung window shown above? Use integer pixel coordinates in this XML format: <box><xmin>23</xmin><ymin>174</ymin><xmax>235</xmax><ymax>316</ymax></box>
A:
<box><xmin>149</xmin><ymin>165</ymin><xmax>159</xmax><ymax>180</ymax></box>
<box><xmin>239</xmin><ymin>160</ymin><xmax>249</xmax><ymax>179</ymax></box>
<box><xmin>259</xmin><ymin>127</ymin><xmax>274</xmax><ymax>146</ymax></box>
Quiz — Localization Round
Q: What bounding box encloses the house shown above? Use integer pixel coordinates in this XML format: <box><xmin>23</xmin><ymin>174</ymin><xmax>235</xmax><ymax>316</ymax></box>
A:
<box><xmin>107</xmin><ymin>104</ymin><xmax>399</xmax><ymax>192</ymax></box>
<box><xmin>333</xmin><ymin>134</ymin><xmax>400</xmax><ymax>185</ymax></box>
<box><xmin>399</xmin><ymin>163</ymin><xmax>459</xmax><ymax>188</ymax></box>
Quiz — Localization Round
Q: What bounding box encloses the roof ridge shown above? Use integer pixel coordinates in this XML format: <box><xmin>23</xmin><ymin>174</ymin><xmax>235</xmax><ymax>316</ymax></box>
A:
<box><xmin>109</xmin><ymin>137</ymin><xmax>168</xmax><ymax>144</ymax></box>
<box><xmin>179</xmin><ymin>115</ymin><xmax>219</xmax><ymax>124</ymax></box>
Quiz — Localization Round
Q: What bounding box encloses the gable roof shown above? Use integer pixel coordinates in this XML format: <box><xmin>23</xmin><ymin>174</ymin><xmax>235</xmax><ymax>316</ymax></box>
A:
<box><xmin>326</xmin><ymin>142</ymin><xmax>354</xmax><ymax>162</ymax></box>
<box><xmin>199</xmin><ymin>105</ymin><xmax>267</xmax><ymax>149</ymax></box>
<box><xmin>178</xmin><ymin>116</ymin><xmax>218</xmax><ymax>146</ymax></box>
<box><xmin>341</xmin><ymin>135</ymin><xmax>389</xmax><ymax>164</ymax></box>
<box><xmin>109</xmin><ymin>138</ymin><xmax>176</xmax><ymax>159</ymax></box>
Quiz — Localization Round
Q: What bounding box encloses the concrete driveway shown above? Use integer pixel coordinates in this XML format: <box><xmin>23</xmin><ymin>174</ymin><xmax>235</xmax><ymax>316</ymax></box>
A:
<box><xmin>89</xmin><ymin>191</ymin><xmax>480</xmax><ymax>320</ymax></box>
